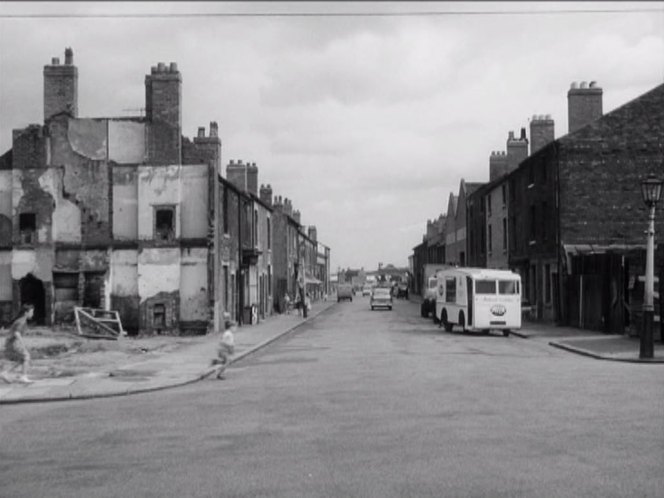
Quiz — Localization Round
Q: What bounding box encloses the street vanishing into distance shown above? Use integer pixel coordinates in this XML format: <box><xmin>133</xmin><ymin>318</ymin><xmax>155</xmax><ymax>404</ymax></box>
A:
<box><xmin>1</xmin><ymin>298</ymin><xmax>663</xmax><ymax>498</ymax></box>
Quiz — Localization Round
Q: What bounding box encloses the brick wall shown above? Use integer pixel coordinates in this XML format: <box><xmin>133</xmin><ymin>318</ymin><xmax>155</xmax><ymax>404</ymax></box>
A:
<box><xmin>559</xmin><ymin>83</ymin><xmax>664</xmax><ymax>247</ymax></box>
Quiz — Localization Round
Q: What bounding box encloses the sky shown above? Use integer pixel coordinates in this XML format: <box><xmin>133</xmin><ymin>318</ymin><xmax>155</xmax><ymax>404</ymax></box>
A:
<box><xmin>1</xmin><ymin>2</ymin><xmax>663</xmax><ymax>273</ymax></box>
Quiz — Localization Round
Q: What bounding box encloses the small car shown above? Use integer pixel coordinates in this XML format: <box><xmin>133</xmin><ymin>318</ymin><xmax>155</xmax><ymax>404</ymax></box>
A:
<box><xmin>370</xmin><ymin>287</ymin><xmax>393</xmax><ymax>310</ymax></box>
<box><xmin>362</xmin><ymin>284</ymin><xmax>372</xmax><ymax>296</ymax></box>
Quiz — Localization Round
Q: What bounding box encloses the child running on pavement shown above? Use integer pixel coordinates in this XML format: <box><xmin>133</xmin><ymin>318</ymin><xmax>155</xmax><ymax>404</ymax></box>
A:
<box><xmin>0</xmin><ymin>304</ymin><xmax>35</xmax><ymax>384</ymax></box>
<box><xmin>212</xmin><ymin>312</ymin><xmax>236</xmax><ymax>380</ymax></box>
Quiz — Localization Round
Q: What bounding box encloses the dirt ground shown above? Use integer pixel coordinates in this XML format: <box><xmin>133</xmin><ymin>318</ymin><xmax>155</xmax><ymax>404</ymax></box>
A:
<box><xmin>0</xmin><ymin>325</ymin><xmax>207</xmax><ymax>380</ymax></box>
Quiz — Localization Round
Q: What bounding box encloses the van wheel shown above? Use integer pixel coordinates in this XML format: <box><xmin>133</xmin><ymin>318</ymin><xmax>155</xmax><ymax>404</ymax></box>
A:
<box><xmin>441</xmin><ymin>310</ymin><xmax>453</xmax><ymax>332</ymax></box>
<box><xmin>503</xmin><ymin>329</ymin><xmax>510</xmax><ymax>337</ymax></box>
<box><xmin>458</xmin><ymin>311</ymin><xmax>465</xmax><ymax>332</ymax></box>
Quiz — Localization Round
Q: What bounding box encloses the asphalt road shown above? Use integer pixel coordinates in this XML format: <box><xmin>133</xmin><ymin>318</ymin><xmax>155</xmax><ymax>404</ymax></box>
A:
<box><xmin>1</xmin><ymin>298</ymin><xmax>663</xmax><ymax>497</ymax></box>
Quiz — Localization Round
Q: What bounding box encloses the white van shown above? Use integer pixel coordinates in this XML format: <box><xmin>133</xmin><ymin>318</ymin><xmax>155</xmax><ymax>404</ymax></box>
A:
<box><xmin>435</xmin><ymin>268</ymin><xmax>521</xmax><ymax>336</ymax></box>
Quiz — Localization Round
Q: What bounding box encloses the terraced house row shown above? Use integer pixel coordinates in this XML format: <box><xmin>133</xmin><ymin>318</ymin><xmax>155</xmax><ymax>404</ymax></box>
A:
<box><xmin>0</xmin><ymin>48</ymin><xmax>331</xmax><ymax>334</ymax></box>
<box><xmin>412</xmin><ymin>80</ymin><xmax>664</xmax><ymax>338</ymax></box>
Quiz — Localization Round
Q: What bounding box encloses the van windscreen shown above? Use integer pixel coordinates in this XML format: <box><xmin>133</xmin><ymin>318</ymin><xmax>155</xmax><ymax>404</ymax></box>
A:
<box><xmin>499</xmin><ymin>280</ymin><xmax>518</xmax><ymax>294</ymax></box>
<box><xmin>475</xmin><ymin>280</ymin><xmax>496</xmax><ymax>294</ymax></box>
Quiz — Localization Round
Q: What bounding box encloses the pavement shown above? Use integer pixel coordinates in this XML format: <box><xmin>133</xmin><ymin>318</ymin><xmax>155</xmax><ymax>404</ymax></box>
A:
<box><xmin>0</xmin><ymin>299</ymin><xmax>337</xmax><ymax>405</ymax></box>
<box><xmin>409</xmin><ymin>294</ymin><xmax>664</xmax><ymax>364</ymax></box>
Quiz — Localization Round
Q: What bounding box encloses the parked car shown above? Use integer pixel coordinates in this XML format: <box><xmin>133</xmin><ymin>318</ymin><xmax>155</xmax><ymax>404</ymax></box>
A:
<box><xmin>370</xmin><ymin>287</ymin><xmax>393</xmax><ymax>310</ymax></box>
<box><xmin>362</xmin><ymin>284</ymin><xmax>372</xmax><ymax>296</ymax></box>
<box><xmin>337</xmin><ymin>284</ymin><xmax>353</xmax><ymax>302</ymax></box>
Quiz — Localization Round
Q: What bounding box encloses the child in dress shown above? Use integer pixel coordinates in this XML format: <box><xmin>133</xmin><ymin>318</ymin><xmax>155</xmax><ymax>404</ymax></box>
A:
<box><xmin>0</xmin><ymin>304</ymin><xmax>35</xmax><ymax>384</ymax></box>
<box><xmin>212</xmin><ymin>313</ymin><xmax>236</xmax><ymax>380</ymax></box>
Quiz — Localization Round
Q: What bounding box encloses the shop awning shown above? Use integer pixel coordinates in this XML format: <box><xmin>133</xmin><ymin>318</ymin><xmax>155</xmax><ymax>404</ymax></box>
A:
<box><xmin>304</xmin><ymin>274</ymin><xmax>322</xmax><ymax>285</ymax></box>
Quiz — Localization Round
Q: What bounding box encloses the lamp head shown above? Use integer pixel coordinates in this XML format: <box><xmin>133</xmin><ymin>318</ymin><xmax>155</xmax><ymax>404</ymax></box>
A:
<box><xmin>641</xmin><ymin>174</ymin><xmax>663</xmax><ymax>207</ymax></box>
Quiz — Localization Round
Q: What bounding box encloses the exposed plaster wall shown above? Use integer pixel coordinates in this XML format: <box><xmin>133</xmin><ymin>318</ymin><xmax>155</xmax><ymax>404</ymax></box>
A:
<box><xmin>67</xmin><ymin>119</ymin><xmax>107</xmax><ymax>160</ymax></box>
<box><xmin>39</xmin><ymin>167</ymin><xmax>82</xmax><ymax>244</ymax></box>
<box><xmin>49</xmin><ymin>117</ymin><xmax>110</xmax><ymax>245</ymax></box>
<box><xmin>110</xmin><ymin>249</ymin><xmax>139</xmax><ymax>332</ymax></box>
<box><xmin>13</xmin><ymin>169</ymin><xmax>55</xmax><ymax>245</ymax></box>
<box><xmin>11</xmin><ymin>248</ymin><xmax>53</xmax><ymax>282</ymax></box>
<box><xmin>111</xmin><ymin>250</ymin><xmax>138</xmax><ymax>296</ymax></box>
<box><xmin>137</xmin><ymin>165</ymin><xmax>181</xmax><ymax>240</ymax></box>
<box><xmin>180</xmin><ymin>247</ymin><xmax>208</xmax><ymax>321</ymax></box>
<box><xmin>108</xmin><ymin>121</ymin><xmax>145</xmax><ymax>164</ymax></box>
<box><xmin>0</xmin><ymin>251</ymin><xmax>11</xmax><ymax>300</ymax></box>
<box><xmin>138</xmin><ymin>247</ymin><xmax>180</xmax><ymax>300</ymax></box>
<box><xmin>181</xmin><ymin>165</ymin><xmax>208</xmax><ymax>239</ymax></box>
<box><xmin>0</xmin><ymin>171</ymin><xmax>12</xmax><ymax>245</ymax></box>
<box><xmin>112</xmin><ymin>166</ymin><xmax>138</xmax><ymax>240</ymax></box>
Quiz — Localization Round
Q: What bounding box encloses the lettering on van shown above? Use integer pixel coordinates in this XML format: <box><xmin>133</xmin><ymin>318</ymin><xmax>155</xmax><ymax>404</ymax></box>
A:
<box><xmin>490</xmin><ymin>304</ymin><xmax>507</xmax><ymax>317</ymax></box>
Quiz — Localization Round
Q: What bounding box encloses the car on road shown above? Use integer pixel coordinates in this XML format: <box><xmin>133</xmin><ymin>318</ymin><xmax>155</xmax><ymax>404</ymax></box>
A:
<box><xmin>362</xmin><ymin>284</ymin><xmax>372</xmax><ymax>296</ymax></box>
<box><xmin>370</xmin><ymin>287</ymin><xmax>393</xmax><ymax>310</ymax></box>
<box><xmin>337</xmin><ymin>283</ymin><xmax>353</xmax><ymax>302</ymax></box>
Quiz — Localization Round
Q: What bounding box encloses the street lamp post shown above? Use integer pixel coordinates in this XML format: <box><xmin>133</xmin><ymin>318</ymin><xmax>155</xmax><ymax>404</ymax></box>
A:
<box><xmin>639</xmin><ymin>174</ymin><xmax>663</xmax><ymax>359</ymax></box>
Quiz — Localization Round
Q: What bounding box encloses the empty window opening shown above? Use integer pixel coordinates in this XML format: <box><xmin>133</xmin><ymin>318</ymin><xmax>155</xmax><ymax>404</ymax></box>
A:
<box><xmin>155</xmin><ymin>207</ymin><xmax>175</xmax><ymax>241</ymax></box>
<box><xmin>19</xmin><ymin>213</ymin><xmax>36</xmax><ymax>244</ymax></box>
<box><xmin>153</xmin><ymin>303</ymin><xmax>166</xmax><ymax>327</ymax></box>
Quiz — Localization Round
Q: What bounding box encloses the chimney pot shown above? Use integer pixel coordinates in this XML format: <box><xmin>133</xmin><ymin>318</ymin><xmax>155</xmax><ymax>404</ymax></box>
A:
<box><xmin>64</xmin><ymin>47</ymin><xmax>73</xmax><ymax>65</ymax></box>
<box><xmin>197</xmin><ymin>127</ymin><xmax>205</xmax><ymax>138</ymax></box>
<box><xmin>157</xmin><ymin>62</ymin><xmax>166</xmax><ymax>72</ymax></box>
<box><xmin>580</xmin><ymin>81</ymin><xmax>588</xmax><ymax>89</ymax></box>
<box><xmin>210</xmin><ymin>121</ymin><xmax>218</xmax><ymax>137</ymax></box>
<box><xmin>169</xmin><ymin>62</ymin><xmax>178</xmax><ymax>72</ymax></box>
<box><xmin>51</xmin><ymin>57</ymin><xmax>60</xmax><ymax>65</ymax></box>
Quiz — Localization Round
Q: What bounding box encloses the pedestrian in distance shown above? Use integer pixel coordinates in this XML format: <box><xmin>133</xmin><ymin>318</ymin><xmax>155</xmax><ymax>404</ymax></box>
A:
<box><xmin>0</xmin><ymin>304</ymin><xmax>35</xmax><ymax>384</ymax></box>
<box><xmin>211</xmin><ymin>312</ymin><xmax>236</xmax><ymax>380</ymax></box>
<box><xmin>284</xmin><ymin>292</ymin><xmax>291</xmax><ymax>314</ymax></box>
<box><xmin>303</xmin><ymin>292</ymin><xmax>311</xmax><ymax>319</ymax></box>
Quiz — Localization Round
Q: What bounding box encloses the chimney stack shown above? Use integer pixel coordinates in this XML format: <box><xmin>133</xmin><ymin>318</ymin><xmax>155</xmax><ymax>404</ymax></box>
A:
<box><xmin>226</xmin><ymin>159</ymin><xmax>247</xmax><ymax>191</ymax></box>
<box><xmin>308</xmin><ymin>225</ymin><xmax>317</xmax><ymax>242</ymax></box>
<box><xmin>260</xmin><ymin>184</ymin><xmax>273</xmax><ymax>207</ymax></box>
<box><xmin>44</xmin><ymin>47</ymin><xmax>78</xmax><ymax>121</ymax></box>
<box><xmin>568</xmin><ymin>81</ymin><xmax>603</xmax><ymax>134</ymax></box>
<box><xmin>529</xmin><ymin>114</ymin><xmax>555</xmax><ymax>155</ymax></box>
<box><xmin>247</xmin><ymin>162</ymin><xmax>258</xmax><ymax>196</ymax></box>
<box><xmin>292</xmin><ymin>210</ymin><xmax>301</xmax><ymax>225</ymax></box>
<box><xmin>506</xmin><ymin>129</ymin><xmax>528</xmax><ymax>171</ymax></box>
<box><xmin>489</xmin><ymin>150</ymin><xmax>508</xmax><ymax>181</ymax></box>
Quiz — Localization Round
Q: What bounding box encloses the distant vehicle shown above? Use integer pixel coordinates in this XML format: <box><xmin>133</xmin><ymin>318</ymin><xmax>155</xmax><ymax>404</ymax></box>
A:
<box><xmin>362</xmin><ymin>284</ymin><xmax>372</xmax><ymax>296</ymax></box>
<box><xmin>396</xmin><ymin>282</ymin><xmax>409</xmax><ymax>299</ymax></box>
<box><xmin>337</xmin><ymin>283</ymin><xmax>353</xmax><ymax>302</ymax></box>
<box><xmin>370</xmin><ymin>287</ymin><xmax>393</xmax><ymax>310</ymax></box>
<box><xmin>421</xmin><ymin>264</ymin><xmax>451</xmax><ymax>320</ymax></box>
<box><xmin>435</xmin><ymin>267</ymin><xmax>521</xmax><ymax>336</ymax></box>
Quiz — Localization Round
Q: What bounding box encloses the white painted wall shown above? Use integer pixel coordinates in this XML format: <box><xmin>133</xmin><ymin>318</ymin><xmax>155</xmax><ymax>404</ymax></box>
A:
<box><xmin>108</xmin><ymin>121</ymin><xmax>145</xmax><ymax>164</ymax></box>
<box><xmin>0</xmin><ymin>171</ymin><xmax>12</xmax><ymax>218</ymax></box>
<box><xmin>137</xmin><ymin>165</ymin><xmax>181</xmax><ymax>240</ymax></box>
<box><xmin>112</xmin><ymin>168</ymin><xmax>138</xmax><ymax>240</ymax></box>
<box><xmin>181</xmin><ymin>165</ymin><xmax>208</xmax><ymax>239</ymax></box>
<box><xmin>11</xmin><ymin>248</ymin><xmax>53</xmax><ymax>282</ymax></box>
<box><xmin>180</xmin><ymin>247</ymin><xmax>208</xmax><ymax>321</ymax></box>
<box><xmin>0</xmin><ymin>251</ymin><xmax>12</xmax><ymax>300</ymax></box>
<box><xmin>110</xmin><ymin>250</ymin><xmax>138</xmax><ymax>296</ymax></box>
<box><xmin>137</xmin><ymin>247</ymin><xmax>180</xmax><ymax>301</ymax></box>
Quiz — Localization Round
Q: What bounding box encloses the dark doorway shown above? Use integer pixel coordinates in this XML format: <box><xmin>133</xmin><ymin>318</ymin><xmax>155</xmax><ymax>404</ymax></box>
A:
<box><xmin>19</xmin><ymin>273</ymin><xmax>46</xmax><ymax>325</ymax></box>
<box><xmin>83</xmin><ymin>272</ymin><xmax>105</xmax><ymax>308</ymax></box>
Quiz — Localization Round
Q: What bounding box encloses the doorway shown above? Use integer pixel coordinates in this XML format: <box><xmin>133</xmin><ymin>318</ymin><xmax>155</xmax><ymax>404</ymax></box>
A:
<box><xmin>19</xmin><ymin>273</ymin><xmax>46</xmax><ymax>325</ymax></box>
